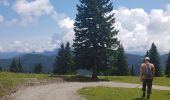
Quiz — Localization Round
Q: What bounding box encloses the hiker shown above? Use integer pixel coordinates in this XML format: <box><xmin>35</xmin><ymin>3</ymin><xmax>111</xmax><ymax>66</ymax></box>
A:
<box><xmin>140</xmin><ymin>57</ymin><xmax>155</xmax><ymax>99</ymax></box>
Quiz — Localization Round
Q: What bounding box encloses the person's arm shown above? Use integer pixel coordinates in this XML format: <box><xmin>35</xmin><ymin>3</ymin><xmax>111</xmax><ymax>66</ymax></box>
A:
<box><xmin>140</xmin><ymin>64</ymin><xmax>143</xmax><ymax>82</ymax></box>
<box><xmin>152</xmin><ymin>64</ymin><xmax>155</xmax><ymax>79</ymax></box>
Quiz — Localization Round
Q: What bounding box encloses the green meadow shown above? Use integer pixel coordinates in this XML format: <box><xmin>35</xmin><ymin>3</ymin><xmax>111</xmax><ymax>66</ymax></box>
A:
<box><xmin>79</xmin><ymin>86</ymin><xmax>170</xmax><ymax>100</ymax></box>
<box><xmin>0</xmin><ymin>72</ymin><xmax>49</xmax><ymax>97</ymax></box>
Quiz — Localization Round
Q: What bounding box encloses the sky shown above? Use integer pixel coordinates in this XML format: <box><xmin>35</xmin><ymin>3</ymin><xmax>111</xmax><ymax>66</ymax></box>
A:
<box><xmin>0</xmin><ymin>0</ymin><xmax>170</xmax><ymax>55</ymax></box>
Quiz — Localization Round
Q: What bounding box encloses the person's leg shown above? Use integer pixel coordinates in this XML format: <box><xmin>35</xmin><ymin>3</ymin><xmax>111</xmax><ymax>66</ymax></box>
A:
<box><xmin>142</xmin><ymin>79</ymin><xmax>146</xmax><ymax>97</ymax></box>
<box><xmin>147</xmin><ymin>79</ymin><xmax>153</xmax><ymax>99</ymax></box>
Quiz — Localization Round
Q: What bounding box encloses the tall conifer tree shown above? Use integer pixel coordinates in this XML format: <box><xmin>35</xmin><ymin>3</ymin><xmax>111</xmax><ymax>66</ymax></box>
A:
<box><xmin>73</xmin><ymin>0</ymin><xmax>119</xmax><ymax>79</ymax></box>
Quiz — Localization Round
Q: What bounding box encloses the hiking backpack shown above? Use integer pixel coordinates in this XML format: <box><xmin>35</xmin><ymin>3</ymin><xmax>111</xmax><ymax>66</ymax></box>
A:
<box><xmin>144</xmin><ymin>64</ymin><xmax>152</xmax><ymax>79</ymax></box>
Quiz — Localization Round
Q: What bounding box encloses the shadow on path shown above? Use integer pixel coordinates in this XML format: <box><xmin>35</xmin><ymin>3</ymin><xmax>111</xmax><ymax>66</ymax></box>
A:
<box><xmin>50</xmin><ymin>75</ymin><xmax>109</xmax><ymax>82</ymax></box>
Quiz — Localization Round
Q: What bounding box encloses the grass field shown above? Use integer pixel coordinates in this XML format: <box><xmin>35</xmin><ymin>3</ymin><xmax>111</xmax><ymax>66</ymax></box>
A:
<box><xmin>0</xmin><ymin>72</ymin><xmax>49</xmax><ymax>97</ymax></box>
<box><xmin>99</xmin><ymin>76</ymin><xmax>170</xmax><ymax>87</ymax></box>
<box><xmin>79</xmin><ymin>86</ymin><xmax>170</xmax><ymax>100</ymax></box>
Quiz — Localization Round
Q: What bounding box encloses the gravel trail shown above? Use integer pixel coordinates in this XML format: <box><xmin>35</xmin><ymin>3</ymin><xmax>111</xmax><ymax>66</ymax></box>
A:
<box><xmin>5</xmin><ymin>82</ymin><xmax>170</xmax><ymax>100</ymax></box>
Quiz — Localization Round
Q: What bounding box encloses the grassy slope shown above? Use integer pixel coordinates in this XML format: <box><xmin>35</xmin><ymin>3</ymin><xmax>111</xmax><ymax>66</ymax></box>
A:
<box><xmin>79</xmin><ymin>87</ymin><xmax>170</xmax><ymax>100</ymax></box>
<box><xmin>0</xmin><ymin>72</ymin><xmax>49</xmax><ymax>97</ymax></box>
<box><xmin>99</xmin><ymin>76</ymin><xmax>170</xmax><ymax>87</ymax></box>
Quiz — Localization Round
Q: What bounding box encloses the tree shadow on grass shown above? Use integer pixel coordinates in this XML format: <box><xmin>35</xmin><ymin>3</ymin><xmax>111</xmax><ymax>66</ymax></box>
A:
<box><xmin>50</xmin><ymin>75</ymin><xmax>109</xmax><ymax>82</ymax></box>
<box><xmin>132</xmin><ymin>97</ymin><xmax>147</xmax><ymax>100</ymax></box>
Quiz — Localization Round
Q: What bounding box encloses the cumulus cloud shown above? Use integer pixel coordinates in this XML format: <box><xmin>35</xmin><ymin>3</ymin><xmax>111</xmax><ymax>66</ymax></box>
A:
<box><xmin>0</xmin><ymin>46</ymin><xmax>3</xmax><ymax>52</ymax></box>
<box><xmin>0</xmin><ymin>40</ymin><xmax>58</xmax><ymax>53</ymax></box>
<box><xmin>11</xmin><ymin>0</ymin><xmax>74</xmax><ymax>44</ymax></box>
<box><xmin>113</xmin><ymin>5</ymin><xmax>170</xmax><ymax>54</ymax></box>
<box><xmin>3</xmin><ymin>0</ymin><xmax>170</xmax><ymax>54</ymax></box>
<box><xmin>0</xmin><ymin>0</ymin><xmax>74</xmax><ymax>53</ymax></box>
<box><xmin>52</xmin><ymin>16</ymin><xmax>74</xmax><ymax>44</ymax></box>
<box><xmin>12</xmin><ymin>0</ymin><xmax>54</xmax><ymax>26</ymax></box>
<box><xmin>0</xmin><ymin>0</ymin><xmax>9</xmax><ymax>6</ymax></box>
<box><xmin>0</xmin><ymin>15</ymin><xmax>4</xmax><ymax>23</ymax></box>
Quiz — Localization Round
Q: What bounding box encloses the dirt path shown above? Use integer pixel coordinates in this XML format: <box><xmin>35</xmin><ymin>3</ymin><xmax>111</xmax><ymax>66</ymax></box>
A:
<box><xmin>5</xmin><ymin>82</ymin><xmax>170</xmax><ymax>100</ymax></box>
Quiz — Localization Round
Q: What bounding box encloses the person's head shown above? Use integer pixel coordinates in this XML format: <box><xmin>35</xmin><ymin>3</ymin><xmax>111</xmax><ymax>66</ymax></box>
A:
<box><xmin>144</xmin><ymin>57</ymin><xmax>150</xmax><ymax>64</ymax></box>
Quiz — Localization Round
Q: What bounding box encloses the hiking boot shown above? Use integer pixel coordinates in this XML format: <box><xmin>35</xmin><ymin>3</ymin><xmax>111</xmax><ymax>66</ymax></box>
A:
<box><xmin>147</xmin><ymin>95</ymin><xmax>150</xmax><ymax>99</ymax></box>
<box><xmin>142</xmin><ymin>92</ymin><xmax>145</xmax><ymax>98</ymax></box>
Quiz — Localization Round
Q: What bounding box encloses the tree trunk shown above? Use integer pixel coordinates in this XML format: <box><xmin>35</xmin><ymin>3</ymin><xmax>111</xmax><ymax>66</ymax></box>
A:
<box><xmin>92</xmin><ymin>57</ymin><xmax>98</xmax><ymax>79</ymax></box>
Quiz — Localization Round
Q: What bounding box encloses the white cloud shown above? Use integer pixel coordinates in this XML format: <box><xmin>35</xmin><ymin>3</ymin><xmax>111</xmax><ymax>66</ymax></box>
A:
<box><xmin>0</xmin><ymin>40</ymin><xmax>58</xmax><ymax>53</ymax></box>
<box><xmin>58</xmin><ymin>17</ymin><xmax>74</xmax><ymax>30</ymax></box>
<box><xmin>11</xmin><ymin>0</ymin><xmax>74</xmax><ymax>43</ymax></box>
<box><xmin>0</xmin><ymin>46</ymin><xmax>3</xmax><ymax>52</ymax></box>
<box><xmin>0</xmin><ymin>0</ymin><xmax>9</xmax><ymax>6</ymax></box>
<box><xmin>52</xmin><ymin>16</ymin><xmax>74</xmax><ymax>44</ymax></box>
<box><xmin>12</xmin><ymin>0</ymin><xmax>54</xmax><ymax>26</ymax></box>
<box><xmin>4</xmin><ymin>1</ymin><xmax>170</xmax><ymax>54</ymax></box>
<box><xmin>0</xmin><ymin>15</ymin><xmax>4</xmax><ymax>23</ymax></box>
<box><xmin>0</xmin><ymin>0</ymin><xmax>74</xmax><ymax>53</ymax></box>
<box><xmin>113</xmin><ymin>5</ymin><xmax>170</xmax><ymax>54</ymax></box>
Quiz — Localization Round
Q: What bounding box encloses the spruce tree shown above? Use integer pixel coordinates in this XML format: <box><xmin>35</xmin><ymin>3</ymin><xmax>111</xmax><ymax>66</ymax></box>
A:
<box><xmin>114</xmin><ymin>44</ymin><xmax>129</xmax><ymax>76</ymax></box>
<box><xmin>149</xmin><ymin>43</ymin><xmax>162</xmax><ymax>76</ymax></box>
<box><xmin>18</xmin><ymin>59</ymin><xmax>23</xmax><ymax>73</ymax></box>
<box><xmin>143</xmin><ymin>50</ymin><xmax>150</xmax><ymax>62</ymax></box>
<box><xmin>130</xmin><ymin>65</ymin><xmax>135</xmax><ymax>76</ymax></box>
<box><xmin>10</xmin><ymin>59</ymin><xmax>18</xmax><ymax>73</ymax></box>
<box><xmin>73</xmin><ymin>0</ymin><xmax>119</xmax><ymax>79</ymax></box>
<box><xmin>53</xmin><ymin>43</ymin><xmax>66</xmax><ymax>74</ymax></box>
<box><xmin>34</xmin><ymin>63</ymin><xmax>43</xmax><ymax>73</ymax></box>
<box><xmin>65</xmin><ymin>42</ymin><xmax>74</xmax><ymax>73</ymax></box>
<box><xmin>165</xmin><ymin>51</ymin><xmax>170</xmax><ymax>77</ymax></box>
<box><xmin>0</xmin><ymin>65</ymin><xmax>2</xmax><ymax>71</ymax></box>
<box><xmin>145</xmin><ymin>51</ymin><xmax>150</xmax><ymax>57</ymax></box>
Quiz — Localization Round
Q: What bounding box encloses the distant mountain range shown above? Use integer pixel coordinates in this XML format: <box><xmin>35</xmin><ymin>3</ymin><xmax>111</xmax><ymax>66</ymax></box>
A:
<box><xmin>0</xmin><ymin>50</ymin><xmax>168</xmax><ymax>74</ymax></box>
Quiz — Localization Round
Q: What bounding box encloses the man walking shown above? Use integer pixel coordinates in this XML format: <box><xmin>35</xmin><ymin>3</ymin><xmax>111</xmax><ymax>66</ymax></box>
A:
<box><xmin>140</xmin><ymin>57</ymin><xmax>155</xmax><ymax>99</ymax></box>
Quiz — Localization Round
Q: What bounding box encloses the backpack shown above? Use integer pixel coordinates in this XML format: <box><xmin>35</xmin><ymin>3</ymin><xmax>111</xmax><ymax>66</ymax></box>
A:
<box><xmin>144</xmin><ymin>64</ymin><xmax>152</xmax><ymax>79</ymax></box>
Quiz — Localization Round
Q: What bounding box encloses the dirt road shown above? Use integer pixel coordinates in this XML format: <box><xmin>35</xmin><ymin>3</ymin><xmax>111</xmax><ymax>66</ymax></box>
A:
<box><xmin>5</xmin><ymin>82</ymin><xmax>170</xmax><ymax>100</ymax></box>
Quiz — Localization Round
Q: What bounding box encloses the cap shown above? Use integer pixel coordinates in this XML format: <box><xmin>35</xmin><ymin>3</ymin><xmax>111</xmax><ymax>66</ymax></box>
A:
<box><xmin>145</xmin><ymin>57</ymin><xmax>150</xmax><ymax>61</ymax></box>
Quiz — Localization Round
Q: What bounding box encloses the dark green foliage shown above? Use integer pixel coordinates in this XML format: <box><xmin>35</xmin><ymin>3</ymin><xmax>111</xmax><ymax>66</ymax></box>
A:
<box><xmin>9</xmin><ymin>59</ymin><xmax>18</xmax><ymax>73</ymax></box>
<box><xmin>148</xmin><ymin>43</ymin><xmax>162</xmax><ymax>77</ymax></box>
<box><xmin>143</xmin><ymin>50</ymin><xmax>150</xmax><ymax>62</ymax></box>
<box><xmin>130</xmin><ymin>65</ymin><xmax>135</xmax><ymax>76</ymax></box>
<box><xmin>165</xmin><ymin>51</ymin><xmax>170</xmax><ymax>77</ymax></box>
<box><xmin>9</xmin><ymin>58</ymin><xmax>24</xmax><ymax>73</ymax></box>
<box><xmin>0</xmin><ymin>65</ymin><xmax>2</xmax><ymax>71</ymax></box>
<box><xmin>34</xmin><ymin>63</ymin><xmax>43</xmax><ymax>73</ymax></box>
<box><xmin>65</xmin><ymin>42</ymin><xmax>74</xmax><ymax>73</ymax></box>
<box><xmin>53</xmin><ymin>42</ymin><xmax>74</xmax><ymax>74</ymax></box>
<box><xmin>73</xmin><ymin>0</ymin><xmax>119</xmax><ymax>79</ymax></box>
<box><xmin>114</xmin><ymin>45</ymin><xmax>129</xmax><ymax>76</ymax></box>
<box><xmin>17</xmin><ymin>59</ymin><xmax>23</xmax><ymax>73</ymax></box>
<box><xmin>145</xmin><ymin>51</ymin><xmax>150</xmax><ymax>57</ymax></box>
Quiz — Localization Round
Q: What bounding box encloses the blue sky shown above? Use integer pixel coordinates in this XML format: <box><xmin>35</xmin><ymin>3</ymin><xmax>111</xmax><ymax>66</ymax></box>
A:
<box><xmin>0</xmin><ymin>0</ymin><xmax>170</xmax><ymax>54</ymax></box>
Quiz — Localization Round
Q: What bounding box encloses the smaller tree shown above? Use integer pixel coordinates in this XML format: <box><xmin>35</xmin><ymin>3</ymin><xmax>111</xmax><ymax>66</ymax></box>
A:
<box><xmin>53</xmin><ymin>43</ymin><xmax>66</xmax><ymax>74</ymax></box>
<box><xmin>165</xmin><ymin>51</ymin><xmax>170</xmax><ymax>77</ymax></box>
<box><xmin>18</xmin><ymin>59</ymin><xmax>23</xmax><ymax>73</ymax></box>
<box><xmin>65</xmin><ymin>42</ymin><xmax>74</xmax><ymax>73</ymax></box>
<box><xmin>130</xmin><ymin>65</ymin><xmax>135</xmax><ymax>76</ymax></box>
<box><xmin>114</xmin><ymin>44</ymin><xmax>129</xmax><ymax>76</ymax></box>
<box><xmin>34</xmin><ymin>63</ymin><xmax>43</xmax><ymax>74</ymax></box>
<box><xmin>0</xmin><ymin>65</ymin><xmax>2</xmax><ymax>71</ymax></box>
<box><xmin>145</xmin><ymin>51</ymin><xmax>150</xmax><ymax>57</ymax></box>
<box><xmin>144</xmin><ymin>50</ymin><xmax>150</xmax><ymax>62</ymax></box>
<box><xmin>10</xmin><ymin>59</ymin><xmax>18</xmax><ymax>73</ymax></box>
<box><xmin>149</xmin><ymin>43</ymin><xmax>162</xmax><ymax>76</ymax></box>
